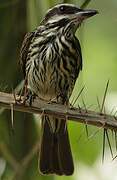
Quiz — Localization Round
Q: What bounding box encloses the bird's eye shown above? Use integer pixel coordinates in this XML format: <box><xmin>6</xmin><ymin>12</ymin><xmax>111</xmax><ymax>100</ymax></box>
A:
<box><xmin>59</xmin><ymin>6</ymin><xmax>65</xmax><ymax>12</ymax></box>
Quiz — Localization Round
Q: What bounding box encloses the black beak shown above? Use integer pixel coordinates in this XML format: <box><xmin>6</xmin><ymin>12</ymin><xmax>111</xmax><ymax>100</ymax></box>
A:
<box><xmin>78</xmin><ymin>9</ymin><xmax>99</xmax><ymax>19</ymax></box>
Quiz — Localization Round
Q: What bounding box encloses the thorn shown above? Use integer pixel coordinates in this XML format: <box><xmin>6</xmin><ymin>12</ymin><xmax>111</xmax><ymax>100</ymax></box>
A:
<box><xmin>77</xmin><ymin>104</ymin><xmax>82</xmax><ymax>114</ymax></box>
<box><xmin>78</xmin><ymin>104</ymin><xmax>81</xmax><ymax>109</ymax></box>
<box><xmin>102</xmin><ymin>129</ymin><xmax>106</xmax><ymax>163</ymax></box>
<box><xmin>104</xmin><ymin>106</ymin><xmax>106</xmax><ymax>114</ymax></box>
<box><xmin>86</xmin><ymin>104</ymin><xmax>95</xmax><ymax>110</ymax></box>
<box><xmin>110</xmin><ymin>108</ymin><xmax>115</xmax><ymax>115</ymax></box>
<box><xmin>105</xmin><ymin>129</ymin><xmax>113</xmax><ymax>158</ymax></box>
<box><xmin>97</xmin><ymin>96</ymin><xmax>101</xmax><ymax>110</ymax></box>
<box><xmin>72</xmin><ymin>86</ymin><xmax>85</xmax><ymax>106</ymax></box>
<box><xmin>112</xmin><ymin>155</ymin><xmax>117</xmax><ymax>161</ymax></box>
<box><xmin>85</xmin><ymin>122</ymin><xmax>88</xmax><ymax>137</ymax></box>
<box><xmin>70</xmin><ymin>96</ymin><xmax>75</xmax><ymax>106</ymax></box>
<box><xmin>77</xmin><ymin>126</ymin><xmax>85</xmax><ymax>142</ymax></box>
<box><xmin>84</xmin><ymin>125</ymin><xmax>104</xmax><ymax>144</ymax></box>
<box><xmin>10</xmin><ymin>103</ymin><xmax>14</xmax><ymax>132</ymax></box>
<box><xmin>12</xmin><ymin>88</ymin><xmax>17</xmax><ymax>104</ymax></box>
<box><xmin>19</xmin><ymin>72</ymin><xmax>28</xmax><ymax>101</ymax></box>
<box><xmin>40</xmin><ymin>109</ymin><xmax>45</xmax><ymax>120</ymax></box>
<box><xmin>82</xmin><ymin>97</ymin><xmax>87</xmax><ymax>112</ymax></box>
<box><xmin>100</xmin><ymin>80</ymin><xmax>109</xmax><ymax>113</ymax></box>
<box><xmin>115</xmin><ymin>131</ymin><xmax>117</xmax><ymax>151</ymax></box>
<box><xmin>114</xmin><ymin>110</ymin><xmax>117</xmax><ymax>117</ymax></box>
<box><xmin>111</xmin><ymin>130</ymin><xmax>114</xmax><ymax>139</ymax></box>
<box><xmin>78</xmin><ymin>97</ymin><xmax>88</xmax><ymax>136</ymax></box>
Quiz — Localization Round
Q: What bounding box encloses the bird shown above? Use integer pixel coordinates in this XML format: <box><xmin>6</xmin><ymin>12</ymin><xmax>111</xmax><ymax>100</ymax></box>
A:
<box><xmin>20</xmin><ymin>3</ymin><xmax>98</xmax><ymax>176</ymax></box>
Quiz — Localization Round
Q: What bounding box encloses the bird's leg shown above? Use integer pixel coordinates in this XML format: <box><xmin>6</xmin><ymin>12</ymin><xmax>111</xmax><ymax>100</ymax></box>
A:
<box><xmin>47</xmin><ymin>93</ymin><xmax>66</xmax><ymax>105</ymax></box>
<box><xmin>47</xmin><ymin>93</ymin><xmax>61</xmax><ymax>104</ymax></box>
<box><xmin>58</xmin><ymin>93</ymin><xmax>76</xmax><ymax>110</ymax></box>
<box><xmin>16</xmin><ymin>72</ymin><xmax>28</xmax><ymax>103</ymax></box>
<box><xmin>28</xmin><ymin>92</ymin><xmax>37</xmax><ymax>106</ymax></box>
<box><xmin>22</xmin><ymin>87</ymin><xmax>30</xmax><ymax>104</ymax></box>
<box><xmin>56</xmin><ymin>93</ymin><xmax>68</xmax><ymax>105</ymax></box>
<box><xmin>21</xmin><ymin>88</ymin><xmax>37</xmax><ymax>106</ymax></box>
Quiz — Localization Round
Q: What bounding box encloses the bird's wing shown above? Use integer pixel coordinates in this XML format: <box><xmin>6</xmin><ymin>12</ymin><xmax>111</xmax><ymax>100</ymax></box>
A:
<box><xmin>75</xmin><ymin>36</ymin><xmax>82</xmax><ymax>72</ymax></box>
<box><xmin>19</xmin><ymin>32</ymin><xmax>34</xmax><ymax>77</ymax></box>
<box><xmin>67</xmin><ymin>37</ymin><xmax>82</xmax><ymax>99</ymax></box>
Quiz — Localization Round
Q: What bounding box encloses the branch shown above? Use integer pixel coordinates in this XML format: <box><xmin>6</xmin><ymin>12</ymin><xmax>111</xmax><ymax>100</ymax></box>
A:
<box><xmin>0</xmin><ymin>92</ymin><xmax>117</xmax><ymax>131</ymax></box>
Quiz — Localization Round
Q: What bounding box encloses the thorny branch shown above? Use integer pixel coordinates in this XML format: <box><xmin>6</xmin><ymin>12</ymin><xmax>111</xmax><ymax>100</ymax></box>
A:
<box><xmin>0</xmin><ymin>83</ymin><xmax>117</xmax><ymax>179</ymax></box>
<box><xmin>0</xmin><ymin>91</ymin><xmax>117</xmax><ymax>131</ymax></box>
<box><xmin>0</xmin><ymin>80</ymin><xmax>117</xmax><ymax>174</ymax></box>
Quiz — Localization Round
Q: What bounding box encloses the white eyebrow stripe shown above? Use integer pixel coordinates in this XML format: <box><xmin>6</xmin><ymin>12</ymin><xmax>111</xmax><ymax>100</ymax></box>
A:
<box><xmin>46</xmin><ymin>3</ymin><xmax>77</xmax><ymax>14</ymax></box>
<box><xmin>54</xmin><ymin>4</ymin><xmax>76</xmax><ymax>8</ymax></box>
<box><xmin>47</xmin><ymin>15</ymin><xmax>67</xmax><ymax>24</ymax></box>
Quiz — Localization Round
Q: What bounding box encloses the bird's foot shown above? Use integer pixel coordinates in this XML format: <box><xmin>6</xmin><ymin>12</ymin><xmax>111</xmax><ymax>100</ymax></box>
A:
<box><xmin>47</xmin><ymin>97</ymin><xmax>57</xmax><ymax>104</ymax></box>
<box><xmin>68</xmin><ymin>103</ymin><xmax>77</xmax><ymax>110</ymax></box>
<box><xmin>27</xmin><ymin>92</ymin><xmax>37</xmax><ymax>106</ymax></box>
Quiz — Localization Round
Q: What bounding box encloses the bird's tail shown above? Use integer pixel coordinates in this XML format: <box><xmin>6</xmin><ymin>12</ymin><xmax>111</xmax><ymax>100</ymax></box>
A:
<box><xmin>39</xmin><ymin>115</ymin><xmax>74</xmax><ymax>176</ymax></box>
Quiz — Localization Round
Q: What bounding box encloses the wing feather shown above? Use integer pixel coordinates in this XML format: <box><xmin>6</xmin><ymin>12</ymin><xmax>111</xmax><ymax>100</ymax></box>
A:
<box><xmin>19</xmin><ymin>32</ymin><xmax>34</xmax><ymax>77</ymax></box>
<box><xmin>75</xmin><ymin>36</ymin><xmax>82</xmax><ymax>72</ymax></box>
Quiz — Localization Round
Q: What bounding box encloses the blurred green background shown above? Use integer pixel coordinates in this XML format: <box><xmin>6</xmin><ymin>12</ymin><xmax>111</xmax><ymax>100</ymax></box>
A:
<box><xmin>0</xmin><ymin>0</ymin><xmax>117</xmax><ymax>180</ymax></box>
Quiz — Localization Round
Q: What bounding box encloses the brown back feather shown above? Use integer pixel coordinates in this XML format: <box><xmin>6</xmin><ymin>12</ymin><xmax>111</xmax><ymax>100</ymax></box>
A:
<box><xmin>19</xmin><ymin>32</ymin><xmax>34</xmax><ymax>77</ymax></box>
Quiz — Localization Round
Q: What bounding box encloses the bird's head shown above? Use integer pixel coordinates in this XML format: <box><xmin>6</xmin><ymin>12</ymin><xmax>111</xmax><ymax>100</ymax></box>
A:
<box><xmin>40</xmin><ymin>4</ymin><xmax>98</xmax><ymax>36</ymax></box>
